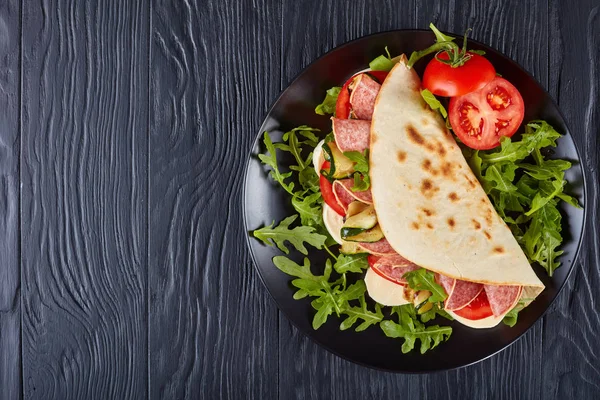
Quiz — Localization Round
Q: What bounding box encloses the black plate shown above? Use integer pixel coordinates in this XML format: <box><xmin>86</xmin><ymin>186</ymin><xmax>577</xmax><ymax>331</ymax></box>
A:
<box><xmin>242</xmin><ymin>30</ymin><xmax>587</xmax><ymax>372</ymax></box>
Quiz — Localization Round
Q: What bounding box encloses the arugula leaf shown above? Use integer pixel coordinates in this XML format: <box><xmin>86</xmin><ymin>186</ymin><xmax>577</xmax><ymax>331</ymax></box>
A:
<box><xmin>480</xmin><ymin>121</ymin><xmax>561</xmax><ymax>164</ymax></box>
<box><xmin>341</xmin><ymin>294</ymin><xmax>384</xmax><ymax>332</ymax></box>
<box><xmin>315</xmin><ymin>87</ymin><xmax>341</xmax><ymax>116</ymax></box>
<box><xmin>291</xmin><ymin>192</ymin><xmax>323</xmax><ymax>228</ymax></box>
<box><xmin>343</xmin><ymin>150</ymin><xmax>370</xmax><ymax>192</ymax></box>
<box><xmin>333</xmin><ymin>253</ymin><xmax>369</xmax><ymax>274</ymax></box>
<box><xmin>381</xmin><ymin>305</ymin><xmax>452</xmax><ymax>354</ymax></box>
<box><xmin>525</xmin><ymin>179</ymin><xmax>565</xmax><ymax>216</ymax></box>
<box><xmin>519</xmin><ymin>160</ymin><xmax>571</xmax><ymax>180</ymax></box>
<box><xmin>352</xmin><ymin>172</ymin><xmax>370</xmax><ymax>192</ymax></box>
<box><xmin>253</xmin><ymin>215</ymin><xmax>327</xmax><ymax>255</ymax></box>
<box><xmin>403</xmin><ymin>268</ymin><xmax>448</xmax><ymax>303</ymax></box>
<box><xmin>420</xmin><ymin>89</ymin><xmax>448</xmax><ymax>119</ymax></box>
<box><xmin>369</xmin><ymin>47</ymin><xmax>395</xmax><ymax>72</ymax></box>
<box><xmin>258</xmin><ymin>132</ymin><xmax>295</xmax><ymax>195</ymax></box>
<box><xmin>298</xmin><ymin>164</ymin><xmax>320</xmax><ymax>193</ymax></box>
<box><xmin>502</xmin><ymin>300</ymin><xmax>527</xmax><ymax>327</ymax></box>
<box><xmin>419</xmin><ymin>303</ymin><xmax>454</xmax><ymax>323</ymax></box>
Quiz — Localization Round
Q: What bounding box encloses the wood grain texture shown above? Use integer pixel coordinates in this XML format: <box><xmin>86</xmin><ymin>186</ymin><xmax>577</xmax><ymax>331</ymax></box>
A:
<box><xmin>148</xmin><ymin>0</ymin><xmax>280</xmax><ymax>398</ymax></box>
<box><xmin>0</xmin><ymin>0</ymin><xmax>21</xmax><ymax>399</ymax></box>
<box><xmin>542</xmin><ymin>0</ymin><xmax>600</xmax><ymax>398</ymax></box>
<box><xmin>21</xmin><ymin>1</ymin><xmax>149</xmax><ymax>398</ymax></box>
<box><xmin>278</xmin><ymin>1</ymin><xmax>552</xmax><ymax>399</ymax></box>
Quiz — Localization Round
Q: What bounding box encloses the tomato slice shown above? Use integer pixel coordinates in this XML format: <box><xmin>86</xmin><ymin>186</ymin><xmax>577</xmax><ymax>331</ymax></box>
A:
<box><xmin>453</xmin><ymin>289</ymin><xmax>494</xmax><ymax>320</ymax></box>
<box><xmin>367</xmin><ymin>254</ymin><xmax>381</xmax><ymax>267</ymax></box>
<box><xmin>319</xmin><ymin>161</ymin><xmax>345</xmax><ymax>216</ymax></box>
<box><xmin>422</xmin><ymin>52</ymin><xmax>496</xmax><ymax>97</ymax></box>
<box><xmin>449</xmin><ymin>76</ymin><xmax>525</xmax><ymax>150</ymax></box>
<box><xmin>335</xmin><ymin>71</ymin><xmax>389</xmax><ymax>119</ymax></box>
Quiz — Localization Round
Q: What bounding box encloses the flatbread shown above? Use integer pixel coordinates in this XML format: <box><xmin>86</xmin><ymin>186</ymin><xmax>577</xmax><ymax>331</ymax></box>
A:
<box><xmin>369</xmin><ymin>56</ymin><xmax>544</xmax><ymax>298</ymax></box>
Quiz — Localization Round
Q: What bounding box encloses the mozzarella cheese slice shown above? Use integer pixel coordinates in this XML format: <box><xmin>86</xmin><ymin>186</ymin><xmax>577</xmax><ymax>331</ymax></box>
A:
<box><xmin>312</xmin><ymin>139</ymin><xmax>325</xmax><ymax>175</ymax></box>
<box><xmin>364</xmin><ymin>268</ymin><xmax>410</xmax><ymax>306</ymax></box>
<box><xmin>323</xmin><ymin>204</ymin><xmax>344</xmax><ymax>244</ymax></box>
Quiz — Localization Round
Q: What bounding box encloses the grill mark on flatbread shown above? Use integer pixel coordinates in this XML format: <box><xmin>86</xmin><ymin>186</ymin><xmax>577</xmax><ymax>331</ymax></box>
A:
<box><xmin>449</xmin><ymin>192</ymin><xmax>459</xmax><ymax>202</ymax></box>
<box><xmin>493</xmin><ymin>246</ymin><xmax>504</xmax><ymax>253</ymax></box>
<box><xmin>441</xmin><ymin>161</ymin><xmax>455</xmax><ymax>179</ymax></box>
<box><xmin>411</xmin><ymin>222</ymin><xmax>420</xmax><ymax>230</ymax></box>
<box><xmin>472</xmin><ymin>219</ymin><xmax>481</xmax><ymax>230</ymax></box>
<box><xmin>436</xmin><ymin>142</ymin><xmax>447</xmax><ymax>157</ymax></box>
<box><xmin>407</xmin><ymin>124</ymin><xmax>425</xmax><ymax>145</ymax></box>
<box><xmin>422</xmin><ymin>159</ymin><xmax>439</xmax><ymax>176</ymax></box>
<box><xmin>484</xmin><ymin>231</ymin><xmax>492</xmax><ymax>240</ymax></box>
<box><xmin>485</xmin><ymin>208</ymin><xmax>493</xmax><ymax>225</ymax></box>
<box><xmin>397</xmin><ymin>151</ymin><xmax>407</xmax><ymax>162</ymax></box>
<box><xmin>422</xmin><ymin>118</ymin><xmax>429</xmax><ymax>126</ymax></box>
<box><xmin>447</xmin><ymin>218</ymin><xmax>456</xmax><ymax>229</ymax></box>
<box><xmin>420</xmin><ymin>208</ymin><xmax>435</xmax><ymax>217</ymax></box>
<box><xmin>420</xmin><ymin>179</ymin><xmax>439</xmax><ymax>198</ymax></box>
<box><xmin>426</xmin><ymin>222</ymin><xmax>434</xmax><ymax>229</ymax></box>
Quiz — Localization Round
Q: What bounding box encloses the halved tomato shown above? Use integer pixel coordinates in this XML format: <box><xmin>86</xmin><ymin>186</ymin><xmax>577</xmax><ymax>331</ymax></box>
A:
<box><xmin>319</xmin><ymin>161</ymin><xmax>345</xmax><ymax>216</ymax></box>
<box><xmin>449</xmin><ymin>76</ymin><xmax>525</xmax><ymax>150</ymax></box>
<box><xmin>335</xmin><ymin>71</ymin><xmax>389</xmax><ymax>119</ymax></box>
<box><xmin>453</xmin><ymin>289</ymin><xmax>493</xmax><ymax>320</ymax></box>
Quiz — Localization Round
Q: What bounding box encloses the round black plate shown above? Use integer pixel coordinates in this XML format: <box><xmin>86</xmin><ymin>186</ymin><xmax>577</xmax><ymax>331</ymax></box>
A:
<box><xmin>243</xmin><ymin>30</ymin><xmax>587</xmax><ymax>372</ymax></box>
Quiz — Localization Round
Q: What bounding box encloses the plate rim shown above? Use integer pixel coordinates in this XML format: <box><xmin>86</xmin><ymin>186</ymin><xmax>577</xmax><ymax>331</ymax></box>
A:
<box><xmin>241</xmin><ymin>28</ymin><xmax>589</xmax><ymax>373</ymax></box>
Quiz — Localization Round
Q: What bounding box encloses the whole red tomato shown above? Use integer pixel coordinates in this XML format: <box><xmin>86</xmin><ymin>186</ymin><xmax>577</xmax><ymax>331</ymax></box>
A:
<box><xmin>423</xmin><ymin>52</ymin><xmax>496</xmax><ymax>97</ymax></box>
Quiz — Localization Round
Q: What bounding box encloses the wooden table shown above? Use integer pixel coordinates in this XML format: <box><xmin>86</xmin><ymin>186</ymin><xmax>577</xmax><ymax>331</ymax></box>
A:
<box><xmin>1</xmin><ymin>0</ymin><xmax>598</xmax><ymax>398</ymax></box>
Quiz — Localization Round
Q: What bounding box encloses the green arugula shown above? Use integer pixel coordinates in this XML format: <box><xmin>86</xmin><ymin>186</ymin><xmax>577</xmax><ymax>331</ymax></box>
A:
<box><xmin>258</xmin><ymin>132</ymin><xmax>295</xmax><ymax>195</ymax></box>
<box><xmin>291</xmin><ymin>192</ymin><xmax>323</xmax><ymax>228</ymax></box>
<box><xmin>315</xmin><ymin>87</ymin><xmax>341</xmax><ymax>116</ymax></box>
<box><xmin>467</xmin><ymin>120</ymin><xmax>581</xmax><ymax>276</ymax></box>
<box><xmin>343</xmin><ymin>150</ymin><xmax>371</xmax><ymax>192</ymax></box>
<box><xmin>502</xmin><ymin>299</ymin><xmax>530</xmax><ymax>327</ymax></box>
<box><xmin>419</xmin><ymin>303</ymin><xmax>454</xmax><ymax>323</ymax></box>
<box><xmin>381</xmin><ymin>305</ymin><xmax>452</xmax><ymax>354</ymax></box>
<box><xmin>253</xmin><ymin>215</ymin><xmax>327</xmax><ymax>255</ymax></box>
<box><xmin>341</xmin><ymin>293</ymin><xmax>384</xmax><ymax>332</ymax></box>
<box><xmin>403</xmin><ymin>268</ymin><xmax>448</xmax><ymax>303</ymax></box>
<box><xmin>420</xmin><ymin>89</ymin><xmax>448</xmax><ymax>119</ymax></box>
<box><xmin>369</xmin><ymin>46</ymin><xmax>394</xmax><ymax>72</ymax></box>
<box><xmin>333</xmin><ymin>253</ymin><xmax>369</xmax><ymax>274</ymax></box>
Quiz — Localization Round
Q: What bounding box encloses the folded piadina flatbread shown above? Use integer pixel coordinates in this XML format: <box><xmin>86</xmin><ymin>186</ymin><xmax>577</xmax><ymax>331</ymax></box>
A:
<box><xmin>367</xmin><ymin>56</ymin><xmax>544</xmax><ymax>327</ymax></box>
<box><xmin>317</xmin><ymin>55</ymin><xmax>544</xmax><ymax>329</ymax></box>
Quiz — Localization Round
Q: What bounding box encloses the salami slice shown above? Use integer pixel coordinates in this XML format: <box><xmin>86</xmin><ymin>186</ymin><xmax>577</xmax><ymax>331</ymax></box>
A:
<box><xmin>357</xmin><ymin>238</ymin><xmax>397</xmax><ymax>255</ymax></box>
<box><xmin>332</xmin><ymin>180</ymin><xmax>355</xmax><ymax>212</ymax></box>
<box><xmin>331</xmin><ymin>118</ymin><xmax>370</xmax><ymax>152</ymax></box>
<box><xmin>349</xmin><ymin>74</ymin><xmax>381</xmax><ymax>120</ymax></box>
<box><xmin>445</xmin><ymin>280</ymin><xmax>483</xmax><ymax>311</ymax></box>
<box><xmin>371</xmin><ymin>254</ymin><xmax>419</xmax><ymax>284</ymax></box>
<box><xmin>334</xmin><ymin>178</ymin><xmax>373</xmax><ymax>204</ymax></box>
<box><xmin>435</xmin><ymin>273</ymin><xmax>456</xmax><ymax>298</ymax></box>
<box><xmin>484</xmin><ymin>285</ymin><xmax>522</xmax><ymax>316</ymax></box>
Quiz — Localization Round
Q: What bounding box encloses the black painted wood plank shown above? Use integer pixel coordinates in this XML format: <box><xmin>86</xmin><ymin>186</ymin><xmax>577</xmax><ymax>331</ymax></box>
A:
<box><xmin>415</xmin><ymin>2</ymin><xmax>548</xmax><ymax>400</ymax></box>
<box><xmin>148</xmin><ymin>1</ymin><xmax>280</xmax><ymax>398</ymax></box>
<box><xmin>543</xmin><ymin>1</ymin><xmax>600</xmax><ymax>398</ymax></box>
<box><xmin>0</xmin><ymin>0</ymin><xmax>21</xmax><ymax>399</ymax></box>
<box><xmin>278</xmin><ymin>1</ymin><xmax>551</xmax><ymax>399</ymax></box>
<box><xmin>21</xmin><ymin>1</ymin><xmax>149</xmax><ymax>398</ymax></box>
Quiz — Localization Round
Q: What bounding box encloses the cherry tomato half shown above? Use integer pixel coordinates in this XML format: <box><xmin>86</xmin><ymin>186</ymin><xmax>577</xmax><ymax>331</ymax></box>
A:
<box><xmin>453</xmin><ymin>289</ymin><xmax>494</xmax><ymax>320</ymax></box>
<box><xmin>335</xmin><ymin>71</ymin><xmax>389</xmax><ymax>119</ymax></box>
<box><xmin>449</xmin><ymin>76</ymin><xmax>525</xmax><ymax>150</ymax></box>
<box><xmin>319</xmin><ymin>161</ymin><xmax>345</xmax><ymax>216</ymax></box>
<box><xmin>423</xmin><ymin>52</ymin><xmax>496</xmax><ymax>97</ymax></box>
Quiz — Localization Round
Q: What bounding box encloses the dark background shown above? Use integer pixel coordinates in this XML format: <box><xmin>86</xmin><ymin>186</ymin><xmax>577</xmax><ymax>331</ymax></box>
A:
<box><xmin>0</xmin><ymin>0</ymin><xmax>598</xmax><ymax>399</ymax></box>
